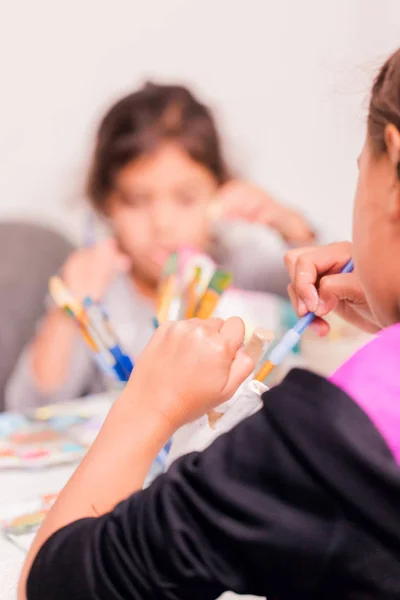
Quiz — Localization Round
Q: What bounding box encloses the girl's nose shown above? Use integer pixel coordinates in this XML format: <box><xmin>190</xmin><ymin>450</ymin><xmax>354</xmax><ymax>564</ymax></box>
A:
<box><xmin>151</xmin><ymin>200</ymin><xmax>175</xmax><ymax>236</ymax></box>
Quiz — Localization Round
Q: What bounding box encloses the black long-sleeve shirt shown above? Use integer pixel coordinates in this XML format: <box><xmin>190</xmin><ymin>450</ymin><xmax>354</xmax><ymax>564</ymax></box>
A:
<box><xmin>27</xmin><ymin>370</ymin><xmax>400</xmax><ymax>599</ymax></box>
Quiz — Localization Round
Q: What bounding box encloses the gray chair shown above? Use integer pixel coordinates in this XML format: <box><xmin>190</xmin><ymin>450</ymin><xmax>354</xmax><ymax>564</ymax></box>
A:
<box><xmin>0</xmin><ymin>221</ymin><xmax>74</xmax><ymax>411</ymax></box>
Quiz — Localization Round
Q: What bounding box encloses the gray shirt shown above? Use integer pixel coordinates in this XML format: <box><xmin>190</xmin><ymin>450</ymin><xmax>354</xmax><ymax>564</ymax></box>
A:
<box><xmin>5</xmin><ymin>224</ymin><xmax>290</xmax><ymax>411</ymax></box>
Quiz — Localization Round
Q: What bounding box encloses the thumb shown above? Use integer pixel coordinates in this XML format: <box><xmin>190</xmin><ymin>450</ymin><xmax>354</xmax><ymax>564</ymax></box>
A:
<box><xmin>317</xmin><ymin>273</ymin><xmax>363</xmax><ymax>317</ymax></box>
<box><xmin>220</xmin><ymin>317</ymin><xmax>247</xmax><ymax>357</ymax></box>
<box><xmin>221</xmin><ymin>349</ymin><xmax>254</xmax><ymax>401</ymax></box>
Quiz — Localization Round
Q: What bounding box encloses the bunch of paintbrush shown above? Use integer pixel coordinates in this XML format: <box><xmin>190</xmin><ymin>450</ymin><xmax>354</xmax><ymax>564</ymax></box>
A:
<box><xmin>49</xmin><ymin>277</ymin><xmax>134</xmax><ymax>383</ymax></box>
<box><xmin>154</xmin><ymin>251</ymin><xmax>233</xmax><ymax>327</ymax></box>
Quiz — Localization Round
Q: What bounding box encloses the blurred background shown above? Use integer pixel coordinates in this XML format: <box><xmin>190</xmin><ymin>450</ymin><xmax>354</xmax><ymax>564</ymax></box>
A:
<box><xmin>0</xmin><ymin>0</ymin><xmax>399</xmax><ymax>242</ymax></box>
<box><xmin>1</xmin><ymin>5</ymin><xmax>400</xmax><ymax>587</ymax></box>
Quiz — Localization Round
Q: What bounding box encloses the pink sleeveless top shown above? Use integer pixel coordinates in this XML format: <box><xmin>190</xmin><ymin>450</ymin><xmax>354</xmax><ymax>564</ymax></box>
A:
<box><xmin>330</xmin><ymin>324</ymin><xmax>400</xmax><ymax>465</ymax></box>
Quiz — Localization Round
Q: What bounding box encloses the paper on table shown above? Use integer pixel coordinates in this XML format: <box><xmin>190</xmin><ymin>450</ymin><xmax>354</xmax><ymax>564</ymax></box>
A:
<box><xmin>0</xmin><ymin>400</ymin><xmax>111</xmax><ymax>470</ymax></box>
<box><xmin>0</xmin><ymin>493</ymin><xmax>57</xmax><ymax>553</ymax></box>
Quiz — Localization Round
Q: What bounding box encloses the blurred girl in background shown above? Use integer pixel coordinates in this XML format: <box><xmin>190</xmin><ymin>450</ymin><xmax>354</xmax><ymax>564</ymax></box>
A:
<box><xmin>6</xmin><ymin>82</ymin><xmax>314</xmax><ymax>409</ymax></box>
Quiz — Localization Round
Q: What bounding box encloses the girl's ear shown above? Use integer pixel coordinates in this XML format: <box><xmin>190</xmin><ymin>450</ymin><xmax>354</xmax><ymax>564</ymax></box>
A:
<box><xmin>384</xmin><ymin>124</ymin><xmax>400</xmax><ymax>222</ymax></box>
<box><xmin>384</xmin><ymin>124</ymin><xmax>400</xmax><ymax>174</ymax></box>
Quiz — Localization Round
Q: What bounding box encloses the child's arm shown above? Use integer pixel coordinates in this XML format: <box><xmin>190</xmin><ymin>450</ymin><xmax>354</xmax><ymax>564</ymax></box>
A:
<box><xmin>19</xmin><ymin>387</ymin><xmax>172</xmax><ymax>599</ymax></box>
<box><xmin>4</xmin><ymin>311</ymin><xmax>103</xmax><ymax>410</ymax></box>
<box><xmin>19</xmin><ymin>317</ymin><xmax>253</xmax><ymax>598</ymax></box>
<box><xmin>26</xmin><ymin>308</ymin><xmax>83</xmax><ymax>394</ymax></box>
<box><xmin>30</xmin><ymin>239</ymin><xmax>129</xmax><ymax>393</ymax></box>
<box><xmin>5</xmin><ymin>240</ymin><xmax>130</xmax><ymax>407</ymax></box>
<box><xmin>23</xmin><ymin>370</ymin><xmax>353</xmax><ymax>600</ymax></box>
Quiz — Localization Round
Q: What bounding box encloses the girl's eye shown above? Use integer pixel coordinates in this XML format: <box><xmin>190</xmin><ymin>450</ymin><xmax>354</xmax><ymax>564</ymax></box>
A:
<box><xmin>175</xmin><ymin>192</ymin><xmax>201</xmax><ymax>207</ymax></box>
<box><xmin>120</xmin><ymin>192</ymin><xmax>150</xmax><ymax>208</ymax></box>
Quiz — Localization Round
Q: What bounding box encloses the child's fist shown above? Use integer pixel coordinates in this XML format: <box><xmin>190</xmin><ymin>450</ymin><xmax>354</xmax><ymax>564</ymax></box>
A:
<box><xmin>126</xmin><ymin>317</ymin><xmax>254</xmax><ymax>431</ymax></box>
<box><xmin>62</xmin><ymin>239</ymin><xmax>131</xmax><ymax>302</ymax></box>
<box><xmin>215</xmin><ymin>180</ymin><xmax>316</xmax><ymax>246</ymax></box>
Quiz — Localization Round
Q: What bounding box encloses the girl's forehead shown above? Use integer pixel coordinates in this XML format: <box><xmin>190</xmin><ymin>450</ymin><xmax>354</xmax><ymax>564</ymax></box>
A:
<box><xmin>115</xmin><ymin>145</ymin><xmax>219</xmax><ymax>188</ymax></box>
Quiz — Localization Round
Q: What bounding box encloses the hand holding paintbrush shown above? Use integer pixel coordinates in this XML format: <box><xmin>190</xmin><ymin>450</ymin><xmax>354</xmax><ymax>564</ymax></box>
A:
<box><xmin>126</xmin><ymin>316</ymin><xmax>254</xmax><ymax>428</ymax></box>
<box><xmin>61</xmin><ymin>239</ymin><xmax>131</xmax><ymax>303</ymax></box>
<box><xmin>254</xmin><ymin>258</ymin><xmax>355</xmax><ymax>383</ymax></box>
<box><xmin>49</xmin><ymin>277</ymin><xmax>133</xmax><ymax>383</ymax></box>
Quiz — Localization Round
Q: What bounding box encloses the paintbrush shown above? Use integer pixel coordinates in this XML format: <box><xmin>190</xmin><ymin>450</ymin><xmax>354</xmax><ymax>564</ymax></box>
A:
<box><xmin>156</xmin><ymin>253</ymin><xmax>178</xmax><ymax>324</ymax></box>
<box><xmin>49</xmin><ymin>277</ymin><xmax>133</xmax><ymax>382</ymax></box>
<box><xmin>83</xmin><ymin>298</ymin><xmax>134</xmax><ymax>381</ymax></box>
<box><xmin>194</xmin><ymin>269</ymin><xmax>233</xmax><ymax>320</ymax></box>
<box><xmin>183</xmin><ymin>266</ymin><xmax>202</xmax><ymax>319</ymax></box>
<box><xmin>49</xmin><ymin>277</ymin><xmax>85</xmax><ymax>322</ymax></box>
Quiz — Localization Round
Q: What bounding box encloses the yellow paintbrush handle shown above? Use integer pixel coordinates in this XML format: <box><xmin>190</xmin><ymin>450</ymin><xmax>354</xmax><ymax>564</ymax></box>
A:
<box><xmin>254</xmin><ymin>360</ymin><xmax>275</xmax><ymax>382</ymax></box>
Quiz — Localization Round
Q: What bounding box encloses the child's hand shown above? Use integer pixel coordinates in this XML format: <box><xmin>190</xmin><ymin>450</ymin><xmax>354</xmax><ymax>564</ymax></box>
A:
<box><xmin>215</xmin><ymin>180</ymin><xmax>316</xmax><ymax>245</ymax></box>
<box><xmin>62</xmin><ymin>239</ymin><xmax>131</xmax><ymax>301</ymax></box>
<box><xmin>125</xmin><ymin>317</ymin><xmax>254</xmax><ymax>432</ymax></box>
<box><xmin>285</xmin><ymin>242</ymin><xmax>381</xmax><ymax>335</ymax></box>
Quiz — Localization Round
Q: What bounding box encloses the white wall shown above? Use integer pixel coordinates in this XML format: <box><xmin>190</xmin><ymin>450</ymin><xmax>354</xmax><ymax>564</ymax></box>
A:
<box><xmin>0</xmin><ymin>0</ymin><xmax>399</xmax><ymax>242</ymax></box>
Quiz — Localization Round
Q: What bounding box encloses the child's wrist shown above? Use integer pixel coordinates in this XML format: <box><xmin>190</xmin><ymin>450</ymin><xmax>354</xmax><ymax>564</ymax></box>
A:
<box><xmin>116</xmin><ymin>385</ymin><xmax>176</xmax><ymax>443</ymax></box>
<box><xmin>45</xmin><ymin>306</ymin><xmax>76</xmax><ymax>330</ymax></box>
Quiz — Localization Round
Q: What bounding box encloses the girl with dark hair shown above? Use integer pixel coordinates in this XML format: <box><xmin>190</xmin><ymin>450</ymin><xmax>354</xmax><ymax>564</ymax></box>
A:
<box><xmin>6</xmin><ymin>82</ymin><xmax>313</xmax><ymax>409</ymax></box>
